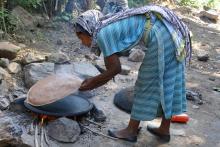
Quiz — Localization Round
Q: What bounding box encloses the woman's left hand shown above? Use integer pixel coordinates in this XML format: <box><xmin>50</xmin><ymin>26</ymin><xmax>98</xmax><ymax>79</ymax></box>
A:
<box><xmin>79</xmin><ymin>78</ymin><xmax>96</xmax><ymax>91</ymax></box>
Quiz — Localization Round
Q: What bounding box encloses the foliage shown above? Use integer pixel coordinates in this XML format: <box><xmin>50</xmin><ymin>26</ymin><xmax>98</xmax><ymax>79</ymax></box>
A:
<box><xmin>179</xmin><ymin>0</ymin><xmax>197</xmax><ymax>7</ymax></box>
<box><xmin>0</xmin><ymin>8</ymin><xmax>19</xmax><ymax>33</ymax></box>
<box><xmin>16</xmin><ymin>0</ymin><xmax>42</xmax><ymax>9</ymax></box>
<box><xmin>128</xmin><ymin>0</ymin><xmax>150</xmax><ymax>8</ymax></box>
<box><xmin>206</xmin><ymin>0</ymin><xmax>220</xmax><ymax>9</ymax></box>
<box><xmin>179</xmin><ymin>0</ymin><xmax>220</xmax><ymax>9</ymax></box>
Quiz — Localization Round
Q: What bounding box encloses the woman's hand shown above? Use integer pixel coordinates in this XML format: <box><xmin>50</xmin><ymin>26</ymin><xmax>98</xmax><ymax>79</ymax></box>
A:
<box><xmin>79</xmin><ymin>54</ymin><xmax>121</xmax><ymax>91</ymax></box>
<box><xmin>79</xmin><ymin>78</ymin><xmax>96</xmax><ymax>91</ymax></box>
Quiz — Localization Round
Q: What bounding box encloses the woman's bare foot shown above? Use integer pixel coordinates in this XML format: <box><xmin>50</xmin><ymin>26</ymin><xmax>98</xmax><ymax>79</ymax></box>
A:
<box><xmin>108</xmin><ymin>119</ymin><xmax>140</xmax><ymax>142</ymax></box>
<box><xmin>147</xmin><ymin>116</ymin><xmax>171</xmax><ymax>142</ymax></box>
<box><xmin>109</xmin><ymin>127</ymin><xmax>138</xmax><ymax>138</ymax></box>
<box><xmin>147</xmin><ymin>126</ymin><xmax>170</xmax><ymax>135</ymax></box>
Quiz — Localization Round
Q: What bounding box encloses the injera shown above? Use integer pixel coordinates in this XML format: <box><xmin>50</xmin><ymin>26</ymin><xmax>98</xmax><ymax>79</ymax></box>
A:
<box><xmin>26</xmin><ymin>74</ymin><xmax>83</xmax><ymax>106</ymax></box>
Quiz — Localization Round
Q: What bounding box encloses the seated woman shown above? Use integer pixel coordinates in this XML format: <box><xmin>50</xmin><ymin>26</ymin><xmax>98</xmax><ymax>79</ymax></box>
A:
<box><xmin>75</xmin><ymin>6</ymin><xmax>191</xmax><ymax>143</ymax></box>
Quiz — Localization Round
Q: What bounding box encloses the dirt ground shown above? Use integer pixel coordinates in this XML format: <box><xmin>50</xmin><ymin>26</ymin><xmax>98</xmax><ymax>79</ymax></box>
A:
<box><xmin>14</xmin><ymin>6</ymin><xmax>220</xmax><ymax>147</ymax></box>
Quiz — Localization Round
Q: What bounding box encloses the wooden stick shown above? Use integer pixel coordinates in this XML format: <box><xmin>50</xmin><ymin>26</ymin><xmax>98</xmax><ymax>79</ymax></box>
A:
<box><xmin>85</xmin><ymin>119</ymin><xmax>102</xmax><ymax>128</ymax></box>
<box><xmin>82</xmin><ymin>125</ymin><xmax>118</xmax><ymax>140</ymax></box>
<box><xmin>1</xmin><ymin>4</ymin><xmax>7</xmax><ymax>34</ymax></box>
<box><xmin>40</xmin><ymin>125</ymin><xmax>44</xmax><ymax>147</ymax></box>
<box><xmin>43</xmin><ymin>126</ymin><xmax>50</xmax><ymax>146</ymax></box>
<box><xmin>42</xmin><ymin>1</ymin><xmax>48</xmax><ymax>17</ymax></box>
<box><xmin>35</xmin><ymin>124</ymin><xmax>39</xmax><ymax>147</ymax></box>
<box><xmin>55</xmin><ymin>0</ymin><xmax>58</xmax><ymax>11</ymax></box>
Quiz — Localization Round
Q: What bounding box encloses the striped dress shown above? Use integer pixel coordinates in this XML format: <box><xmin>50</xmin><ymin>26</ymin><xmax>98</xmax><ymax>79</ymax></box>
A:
<box><xmin>97</xmin><ymin>14</ymin><xmax>187</xmax><ymax>121</ymax></box>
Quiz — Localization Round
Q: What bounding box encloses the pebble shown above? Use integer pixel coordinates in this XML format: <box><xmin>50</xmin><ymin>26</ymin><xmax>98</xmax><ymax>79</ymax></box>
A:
<box><xmin>192</xmin><ymin>105</ymin><xmax>199</xmax><ymax>109</ymax></box>
<box><xmin>128</xmin><ymin>49</ymin><xmax>145</xmax><ymax>62</ymax></box>
<box><xmin>208</xmin><ymin>77</ymin><xmax>215</xmax><ymax>81</ymax></box>
<box><xmin>7</xmin><ymin>62</ymin><xmax>22</xmax><ymax>74</ymax></box>
<box><xmin>197</xmin><ymin>54</ymin><xmax>209</xmax><ymax>62</ymax></box>
<box><xmin>57</xmin><ymin>39</ymin><xmax>63</xmax><ymax>45</ymax></box>
<box><xmin>120</xmin><ymin>65</ymin><xmax>131</xmax><ymax>75</ymax></box>
<box><xmin>0</xmin><ymin>58</ymin><xmax>9</xmax><ymax>68</ymax></box>
<box><xmin>0</xmin><ymin>97</ymin><xmax>10</xmax><ymax>110</ymax></box>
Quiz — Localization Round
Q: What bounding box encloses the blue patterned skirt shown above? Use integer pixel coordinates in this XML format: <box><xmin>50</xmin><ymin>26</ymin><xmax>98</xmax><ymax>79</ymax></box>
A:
<box><xmin>131</xmin><ymin>19</ymin><xmax>187</xmax><ymax>121</ymax></box>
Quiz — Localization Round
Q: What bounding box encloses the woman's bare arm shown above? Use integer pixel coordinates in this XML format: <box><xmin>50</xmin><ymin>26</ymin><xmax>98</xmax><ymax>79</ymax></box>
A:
<box><xmin>79</xmin><ymin>53</ymin><xmax>121</xmax><ymax>91</ymax></box>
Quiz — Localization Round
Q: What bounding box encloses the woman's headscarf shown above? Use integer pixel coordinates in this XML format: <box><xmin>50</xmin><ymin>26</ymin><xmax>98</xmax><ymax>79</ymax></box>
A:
<box><xmin>75</xmin><ymin>10</ymin><xmax>103</xmax><ymax>36</ymax></box>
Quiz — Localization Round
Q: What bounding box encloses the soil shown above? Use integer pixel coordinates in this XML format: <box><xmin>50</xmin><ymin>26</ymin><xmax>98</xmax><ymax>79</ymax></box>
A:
<box><xmin>10</xmin><ymin>5</ymin><xmax>220</xmax><ymax>147</ymax></box>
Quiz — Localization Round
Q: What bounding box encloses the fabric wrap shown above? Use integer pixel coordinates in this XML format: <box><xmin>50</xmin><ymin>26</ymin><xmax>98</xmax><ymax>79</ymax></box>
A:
<box><xmin>92</xmin><ymin>5</ymin><xmax>192</xmax><ymax>62</ymax></box>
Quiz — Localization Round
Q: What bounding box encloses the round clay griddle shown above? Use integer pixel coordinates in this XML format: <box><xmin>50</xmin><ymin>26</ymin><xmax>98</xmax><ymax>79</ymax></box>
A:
<box><xmin>24</xmin><ymin>94</ymin><xmax>93</xmax><ymax>116</ymax></box>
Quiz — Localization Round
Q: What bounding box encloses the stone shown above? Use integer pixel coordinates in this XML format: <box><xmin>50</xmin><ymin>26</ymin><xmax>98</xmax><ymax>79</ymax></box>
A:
<box><xmin>55</xmin><ymin>62</ymin><xmax>100</xmax><ymax>84</ymax></box>
<box><xmin>0</xmin><ymin>58</ymin><xmax>9</xmax><ymax>68</ymax></box>
<box><xmin>199</xmin><ymin>10</ymin><xmax>219</xmax><ymax>22</ymax></box>
<box><xmin>128</xmin><ymin>49</ymin><xmax>145</xmax><ymax>62</ymax></box>
<box><xmin>73</xmin><ymin>62</ymin><xmax>100</xmax><ymax>78</ymax></box>
<box><xmin>46</xmin><ymin>117</ymin><xmax>81</xmax><ymax>143</ymax></box>
<box><xmin>45</xmin><ymin>52</ymin><xmax>70</xmax><ymax>64</ymax></box>
<box><xmin>0</xmin><ymin>112</ymin><xmax>22</xmax><ymax>145</ymax></box>
<box><xmin>34</xmin><ymin>15</ymin><xmax>47</xmax><ymax>28</ymax></box>
<box><xmin>171</xmin><ymin>129</ymin><xmax>186</xmax><ymax>137</ymax></box>
<box><xmin>197</xmin><ymin>53</ymin><xmax>209</xmax><ymax>62</ymax></box>
<box><xmin>0</xmin><ymin>67</ymin><xmax>10</xmax><ymax>77</ymax></box>
<box><xmin>57</xmin><ymin>39</ymin><xmax>63</xmax><ymax>45</ymax></box>
<box><xmin>196</xmin><ymin>47</ymin><xmax>209</xmax><ymax>62</ymax></box>
<box><xmin>186</xmin><ymin>89</ymin><xmax>203</xmax><ymax>105</ymax></box>
<box><xmin>117</xmin><ymin>50</ymin><xmax>130</xmax><ymax>57</ymax></box>
<box><xmin>85</xmin><ymin>54</ymin><xmax>98</xmax><ymax>60</ymax></box>
<box><xmin>18</xmin><ymin>43</ymin><xmax>26</xmax><ymax>48</ymax></box>
<box><xmin>12</xmin><ymin>6</ymin><xmax>35</xmax><ymax>28</ymax></box>
<box><xmin>9</xmin><ymin>88</ymin><xmax>27</xmax><ymax>102</ymax></box>
<box><xmin>0</xmin><ymin>112</ymin><xmax>36</xmax><ymax>147</ymax></box>
<box><xmin>209</xmin><ymin>77</ymin><xmax>215</xmax><ymax>81</ymax></box>
<box><xmin>0</xmin><ymin>67</ymin><xmax>9</xmax><ymax>96</ymax></box>
<box><xmin>94</xmin><ymin>59</ymin><xmax>106</xmax><ymax>72</ymax></box>
<box><xmin>54</xmin><ymin>64</ymin><xmax>75</xmax><ymax>75</ymax></box>
<box><xmin>8</xmin><ymin>62</ymin><xmax>22</xmax><ymax>74</ymax></box>
<box><xmin>192</xmin><ymin>105</ymin><xmax>199</xmax><ymax>109</ymax></box>
<box><xmin>16</xmin><ymin>35</ymin><xmax>26</xmax><ymax>43</ymax></box>
<box><xmin>0</xmin><ymin>97</ymin><xmax>10</xmax><ymax>110</ymax></box>
<box><xmin>0</xmin><ymin>41</ymin><xmax>21</xmax><ymax>60</ymax></box>
<box><xmin>21</xmin><ymin>53</ymin><xmax>45</xmax><ymax>64</ymax></box>
<box><xmin>114</xmin><ymin>86</ymin><xmax>134</xmax><ymax>113</ymax></box>
<box><xmin>120</xmin><ymin>65</ymin><xmax>131</xmax><ymax>75</ymax></box>
<box><xmin>213</xmin><ymin>86</ymin><xmax>220</xmax><ymax>92</ymax></box>
<box><xmin>24</xmin><ymin>62</ymin><xmax>55</xmax><ymax>88</ymax></box>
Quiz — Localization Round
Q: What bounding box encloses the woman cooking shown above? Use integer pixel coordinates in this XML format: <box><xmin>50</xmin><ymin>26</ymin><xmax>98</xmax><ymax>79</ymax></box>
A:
<box><xmin>75</xmin><ymin>5</ymin><xmax>191</xmax><ymax>142</ymax></box>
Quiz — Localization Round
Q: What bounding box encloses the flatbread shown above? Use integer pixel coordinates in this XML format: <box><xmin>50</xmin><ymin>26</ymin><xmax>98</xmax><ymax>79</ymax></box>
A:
<box><xmin>26</xmin><ymin>74</ymin><xmax>83</xmax><ymax>106</ymax></box>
